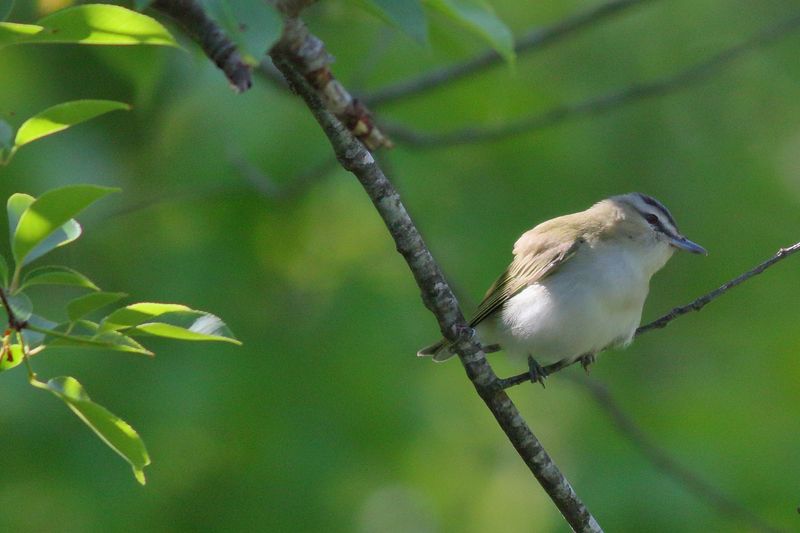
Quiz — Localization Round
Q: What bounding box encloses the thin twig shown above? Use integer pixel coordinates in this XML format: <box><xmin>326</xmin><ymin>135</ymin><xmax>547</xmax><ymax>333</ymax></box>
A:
<box><xmin>151</xmin><ymin>0</ymin><xmax>252</xmax><ymax>92</ymax></box>
<box><xmin>362</xmin><ymin>0</ymin><xmax>653</xmax><ymax>106</ymax></box>
<box><xmin>574</xmin><ymin>375</ymin><xmax>785</xmax><ymax>533</ymax></box>
<box><xmin>270</xmin><ymin>14</ymin><xmax>603</xmax><ymax>532</ymax></box>
<box><xmin>500</xmin><ymin>241</ymin><xmax>800</xmax><ymax>389</ymax></box>
<box><xmin>230</xmin><ymin>153</ymin><xmax>339</xmax><ymax>201</ymax></box>
<box><xmin>637</xmin><ymin>241</ymin><xmax>800</xmax><ymax>334</ymax></box>
<box><xmin>386</xmin><ymin>12</ymin><xmax>800</xmax><ymax>147</ymax></box>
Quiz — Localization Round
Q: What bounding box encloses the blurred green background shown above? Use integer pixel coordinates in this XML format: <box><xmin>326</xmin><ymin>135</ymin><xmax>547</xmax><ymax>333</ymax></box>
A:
<box><xmin>1</xmin><ymin>0</ymin><xmax>799</xmax><ymax>531</ymax></box>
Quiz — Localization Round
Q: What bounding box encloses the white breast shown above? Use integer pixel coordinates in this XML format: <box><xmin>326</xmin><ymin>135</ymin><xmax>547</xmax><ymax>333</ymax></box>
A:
<box><xmin>479</xmin><ymin>240</ymin><xmax>672</xmax><ymax>365</ymax></box>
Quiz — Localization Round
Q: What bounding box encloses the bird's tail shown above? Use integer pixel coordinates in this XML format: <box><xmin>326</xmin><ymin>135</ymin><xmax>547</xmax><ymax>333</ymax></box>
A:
<box><xmin>416</xmin><ymin>339</ymin><xmax>457</xmax><ymax>362</ymax></box>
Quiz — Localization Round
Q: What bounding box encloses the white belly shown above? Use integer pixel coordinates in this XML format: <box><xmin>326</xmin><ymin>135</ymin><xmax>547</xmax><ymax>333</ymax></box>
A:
<box><xmin>478</xmin><ymin>244</ymin><xmax>661</xmax><ymax>365</ymax></box>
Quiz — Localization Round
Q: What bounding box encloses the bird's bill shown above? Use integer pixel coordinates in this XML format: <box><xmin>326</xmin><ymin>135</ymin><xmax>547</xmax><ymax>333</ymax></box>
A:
<box><xmin>669</xmin><ymin>235</ymin><xmax>707</xmax><ymax>255</ymax></box>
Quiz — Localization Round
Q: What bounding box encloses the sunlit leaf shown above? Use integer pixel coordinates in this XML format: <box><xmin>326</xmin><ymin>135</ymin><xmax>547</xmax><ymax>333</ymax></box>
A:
<box><xmin>133</xmin><ymin>311</ymin><xmax>241</xmax><ymax>344</ymax></box>
<box><xmin>12</xmin><ymin>185</ymin><xmax>117</xmax><ymax>267</ymax></box>
<box><xmin>100</xmin><ymin>302</ymin><xmax>191</xmax><ymax>331</ymax></box>
<box><xmin>0</xmin><ymin>344</ymin><xmax>24</xmax><ymax>371</ymax></box>
<box><xmin>67</xmin><ymin>291</ymin><xmax>127</xmax><ymax>322</ymax></box>
<box><xmin>14</xmin><ymin>100</ymin><xmax>130</xmax><ymax>149</ymax></box>
<box><xmin>0</xmin><ymin>0</ymin><xmax>15</xmax><ymax>22</ymax></box>
<box><xmin>36</xmin><ymin>321</ymin><xmax>152</xmax><ymax>356</ymax></box>
<box><xmin>21</xmin><ymin>265</ymin><xmax>99</xmax><ymax>291</ymax></box>
<box><xmin>424</xmin><ymin>0</ymin><xmax>514</xmax><ymax>63</ymax></box>
<box><xmin>352</xmin><ymin>0</ymin><xmax>428</xmax><ymax>44</ymax></box>
<box><xmin>7</xmin><ymin>193</ymin><xmax>82</xmax><ymax>267</ymax></box>
<box><xmin>32</xmin><ymin>376</ymin><xmax>150</xmax><ymax>484</ymax></box>
<box><xmin>0</xmin><ymin>22</ymin><xmax>41</xmax><ymax>48</ymax></box>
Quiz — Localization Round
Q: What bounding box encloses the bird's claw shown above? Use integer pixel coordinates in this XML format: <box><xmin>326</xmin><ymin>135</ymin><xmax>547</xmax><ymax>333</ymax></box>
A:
<box><xmin>528</xmin><ymin>355</ymin><xmax>549</xmax><ymax>388</ymax></box>
<box><xmin>579</xmin><ymin>353</ymin><xmax>596</xmax><ymax>374</ymax></box>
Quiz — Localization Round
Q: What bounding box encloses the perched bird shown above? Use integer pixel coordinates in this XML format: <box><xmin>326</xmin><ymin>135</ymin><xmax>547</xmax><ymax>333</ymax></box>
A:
<box><xmin>417</xmin><ymin>193</ymin><xmax>706</xmax><ymax>383</ymax></box>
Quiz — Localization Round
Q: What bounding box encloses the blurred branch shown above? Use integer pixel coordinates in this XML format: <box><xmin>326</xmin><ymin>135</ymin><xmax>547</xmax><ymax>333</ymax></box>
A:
<box><xmin>230</xmin><ymin>152</ymin><xmax>339</xmax><ymax>201</ymax></box>
<box><xmin>269</xmin><ymin>13</ymin><xmax>602</xmax><ymax>533</ymax></box>
<box><xmin>386</xmin><ymin>12</ymin><xmax>800</xmax><ymax>147</ymax></box>
<box><xmin>151</xmin><ymin>0</ymin><xmax>252</xmax><ymax>92</ymax></box>
<box><xmin>574</xmin><ymin>376</ymin><xmax>785</xmax><ymax>533</ymax></box>
<box><xmin>362</xmin><ymin>0</ymin><xmax>653</xmax><ymax>107</ymax></box>
<box><xmin>500</xmin><ymin>241</ymin><xmax>800</xmax><ymax>389</ymax></box>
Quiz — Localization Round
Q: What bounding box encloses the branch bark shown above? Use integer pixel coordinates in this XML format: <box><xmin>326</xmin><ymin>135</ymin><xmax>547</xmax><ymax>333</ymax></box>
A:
<box><xmin>362</xmin><ymin>0</ymin><xmax>654</xmax><ymax>107</ymax></box>
<box><xmin>384</xmin><ymin>12</ymin><xmax>800</xmax><ymax>147</ymax></box>
<box><xmin>270</xmin><ymin>17</ymin><xmax>602</xmax><ymax>533</ymax></box>
<box><xmin>151</xmin><ymin>0</ymin><xmax>252</xmax><ymax>92</ymax></box>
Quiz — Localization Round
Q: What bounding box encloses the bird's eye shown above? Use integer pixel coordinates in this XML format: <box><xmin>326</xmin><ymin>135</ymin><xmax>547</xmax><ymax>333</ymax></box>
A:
<box><xmin>644</xmin><ymin>214</ymin><xmax>659</xmax><ymax>225</ymax></box>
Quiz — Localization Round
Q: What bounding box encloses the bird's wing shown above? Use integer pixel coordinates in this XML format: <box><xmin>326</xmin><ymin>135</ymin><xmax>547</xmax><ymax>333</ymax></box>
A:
<box><xmin>468</xmin><ymin>237</ymin><xmax>582</xmax><ymax>328</ymax></box>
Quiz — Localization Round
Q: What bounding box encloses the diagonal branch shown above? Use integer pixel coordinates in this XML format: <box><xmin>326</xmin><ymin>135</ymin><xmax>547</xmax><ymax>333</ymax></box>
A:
<box><xmin>385</xmin><ymin>12</ymin><xmax>800</xmax><ymax>148</ymax></box>
<box><xmin>500</xmin><ymin>241</ymin><xmax>800</xmax><ymax>389</ymax></box>
<box><xmin>362</xmin><ymin>0</ymin><xmax>654</xmax><ymax>107</ymax></box>
<box><xmin>574</xmin><ymin>376</ymin><xmax>785</xmax><ymax>533</ymax></box>
<box><xmin>151</xmin><ymin>0</ymin><xmax>252</xmax><ymax>92</ymax></box>
<box><xmin>270</xmin><ymin>16</ymin><xmax>602</xmax><ymax>533</ymax></box>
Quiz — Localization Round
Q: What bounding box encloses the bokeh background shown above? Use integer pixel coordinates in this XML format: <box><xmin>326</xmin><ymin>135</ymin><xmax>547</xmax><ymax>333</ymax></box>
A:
<box><xmin>1</xmin><ymin>0</ymin><xmax>799</xmax><ymax>531</ymax></box>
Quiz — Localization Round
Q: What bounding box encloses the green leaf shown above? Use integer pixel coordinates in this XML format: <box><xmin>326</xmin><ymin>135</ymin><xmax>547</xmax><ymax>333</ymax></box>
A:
<box><xmin>0</xmin><ymin>344</ymin><xmax>23</xmax><ymax>371</ymax></box>
<box><xmin>352</xmin><ymin>0</ymin><xmax>428</xmax><ymax>44</ymax></box>
<box><xmin>20</xmin><ymin>265</ymin><xmax>99</xmax><ymax>291</ymax></box>
<box><xmin>7</xmin><ymin>193</ymin><xmax>82</xmax><ymax>267</ymax></box>
<box><xmin>5</xmin><ymin>291</ymin><xmax>31</xmax><ymax>321</ymax></box>
<box><xmin>0</xmin><ymin>21</ymin><xmax>40</xmax><ymax>48</ymax></box>
<box><xmin>133</xmin><ymin>311</ymin><xmax>241</xmax><ymax>344</ymax></box>
<box><xmin>202</xmin><ymin>0</ymin><xmax>282</xmax><ymax>59</ymax></box>
<box><xmin>0</xmin><ymin>253</ymin><xmax>7</xmax><ymax>287</ymax></box>
<box><xmin>134</xmin><ymin>0</ymin><xmax>154</xmax><ymax>10</ymax></box>
<box><xmin>424</xmin><ymin>0</ymin><xmax>514</xmax><ymax>63</ymax></box>
<box><xmin>100</xmin><ymin>302</ymin><xmax>192</xmax><ymax>331</ymax></box>
<box><xmin>14</xmin><ymin>99</ymin><xmax>130</xmax><ymax>149</ymax></box>
<box><xmin>35</xmin><ymin>320</ymin><xmax>152</xmax><ymax>356</ymax></box>
<box><xmin>67</xmin><ymin>291</ymin><xmax>127</xmax><ymax>322</ymax></box>
<box><xmin>0</xmin><ymin>0</ymin><xmax>15</xmax><ymax>22</ymax></box>
<box><xmin>33</xmin><ymin>376</ymin><xmax>150</xmax><ymax>484</ymax></box>
<box><xmin>12</xmin><ymin>185</ymin><xmax>118</xmax><ymax>267</ymax></box>
<box><xmin>102</xmin><ymin>303</ymin><xmax>241</xmax><ymax>344</ymax></box>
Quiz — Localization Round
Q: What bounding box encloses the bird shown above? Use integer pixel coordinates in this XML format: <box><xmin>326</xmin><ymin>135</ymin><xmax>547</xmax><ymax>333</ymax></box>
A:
<box><xmin>417</xmin><ymin>193</ymin><xmax>706</xmax><ymax>384</ymax></box>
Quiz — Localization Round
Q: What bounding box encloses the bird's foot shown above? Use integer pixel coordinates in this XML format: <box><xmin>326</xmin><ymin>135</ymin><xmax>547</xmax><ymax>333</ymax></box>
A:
<box><xmin>579</xmin><ymin>353</ymin><xmax>596</xmax><ymax>374</ymax></box>
<box><xmin>528</xmin><ymin>355</ymin><xmax>549</xmax><ymax>388</ymax></box>
<box><xmin>483</xmin><ymin>343</ymin><xmax>501</xmax><ymax>354</ymax></box>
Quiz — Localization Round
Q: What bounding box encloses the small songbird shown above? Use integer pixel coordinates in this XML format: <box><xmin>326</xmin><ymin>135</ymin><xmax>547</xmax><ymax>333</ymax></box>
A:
<box><xmin>417</xmin><ymin>193</ymin><xmax>706</xmax><ymax>382</ymax></box>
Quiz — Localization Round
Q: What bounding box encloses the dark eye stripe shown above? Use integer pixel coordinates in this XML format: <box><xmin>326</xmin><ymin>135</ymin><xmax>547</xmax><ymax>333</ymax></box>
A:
<box><xmin>637</xmin><ymin>193</ymin><xmax>679</xmax><ymax>230</ymax></box>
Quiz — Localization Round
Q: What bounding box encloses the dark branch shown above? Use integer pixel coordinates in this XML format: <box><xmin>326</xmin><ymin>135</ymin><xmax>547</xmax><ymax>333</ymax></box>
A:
<box><xmin>270</xmin><ymin>19</ymin><xmax>602</xmax><ymax>533</ymax></box>
<box><xmin>637</xmin><ymin>241</ymin><xmax>800</xmax><ymax>334</ymax></box>
<box><xmin>362</xmin><ymin>0</ymin><xmax>654</xmax><ymax>106</ymax></box>
<box><xmin>0</xmin><ymin>287</ymin><xmax>25</xmax><ymax>331</ymax></box>
<box><xmin>151</xmin><ymin>0</ymin><xmax>252</xmax><ymax>92</ymax></box>
<box><xmin>501</xmin><ymin>241</ymin><xmax>800</xmax><ymax>389</ymax></box>
<box><xmin>386</xmin><ymin>12</ymin><xmax>800</xmax><ymax>147</ymax></box>
<box><xmin>575</xmin><ymin>376</ymin><xmax>785</xmax><ymax>533</ymax></box>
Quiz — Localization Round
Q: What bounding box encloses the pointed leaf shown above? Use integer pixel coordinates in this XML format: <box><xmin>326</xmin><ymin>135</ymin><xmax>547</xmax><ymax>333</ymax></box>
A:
<box><xmin>425</xmin><ymin>0</ymin><xmax>514</xmax><ymax>63</ymax></box>
<box><xmin>25</xmin><ymin>313</ymin><xmax>58</xmax><ymax>347</ymax></box>
<box><xmin>14</xmin><ymin>99</ymin><xmax>130</xmax><ymax>149</ymax></box>
<box><xmin>37</xmin><ymin>321</ymin><xmax>152</xmax><ymax>356</ymax></box>
<box><xmin>0</xmin><ymin>22</ymin><xmax>41</xmax><ymax>48</ymax></box>
<box><xmin>133</xmin><ymin>311</ymin><xmax>241</xmax><ymax>344</ymax></box>
<box><xmin>8</xmin><ymin>193</ymin><xmax>83</xmax><ymax>266</ymax></box>
<box><xmin>12</xmin><ymin>185</ymin><xmax>117</xmax><ymax>266</ymax></box>
<box><xmin>0</xmin><ymin>344</ymin><xmax>24</xmax><ymax>371</ymax></box>
<box><xmin>100</xmin><ymin>302</ymin><xmax>191</xmax><ymax>331</ymax></box>
<box><xmin>20</xmin><ymin>265</ymin><xmax>99</xmax><ymax>291</ymax></box>
<box><xmin>34</xmin><ymin>376</ymin><xmax>150</xmax><ymax>484</ymax></box>
<box><xmin>67</xmin><ymin>291</ymin><xmax>127</xmax><ymax>322</ymax></box>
